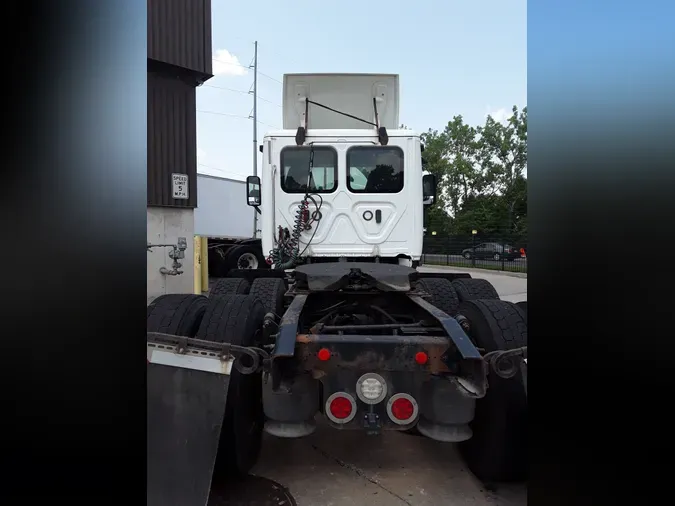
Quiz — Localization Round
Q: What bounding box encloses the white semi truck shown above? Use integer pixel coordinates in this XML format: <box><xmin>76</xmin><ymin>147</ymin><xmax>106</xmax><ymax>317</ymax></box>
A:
<box><xmin>147</xmin><ymin>73</ymin><xmax>527</xmax><ymax>506</ymax></box>
<box><xmin>194</xmin><ymin>169</ymin><xmax>269</xmax><ymax>277</ymax></box>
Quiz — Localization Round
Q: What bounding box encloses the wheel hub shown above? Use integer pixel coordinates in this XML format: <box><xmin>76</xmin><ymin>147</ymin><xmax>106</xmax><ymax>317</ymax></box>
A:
<box><xmin>238</xmin><ymin>252</ymin><xmax>259</xmax><ymax>269</ymax></box>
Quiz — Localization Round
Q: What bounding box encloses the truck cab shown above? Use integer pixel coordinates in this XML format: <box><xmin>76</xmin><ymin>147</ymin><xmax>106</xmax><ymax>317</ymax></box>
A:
<box><xmin>246</xmin><ymin>74</ymin><xmax>436</xmax><ymax>269</ymax></box>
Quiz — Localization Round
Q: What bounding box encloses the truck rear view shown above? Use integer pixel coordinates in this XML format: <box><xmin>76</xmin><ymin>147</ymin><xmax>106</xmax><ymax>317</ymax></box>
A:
<box><xmin>146</xmin><ymin>73</ymin><xmax>528</xmax><ymax>506</ymax></box>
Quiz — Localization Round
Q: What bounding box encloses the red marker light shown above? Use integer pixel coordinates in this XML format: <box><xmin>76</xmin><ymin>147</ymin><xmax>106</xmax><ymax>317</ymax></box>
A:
<box><xmin>329</xmin><ymin>396</ymin><xmax>353</xmax><ymax>419</ymax></box>
<box><xmin>415</xmin><ymin>351</ymin><xmax>428</xmax><ymax>365</ymax></box>
<box><xmin>317</xmin><ymin>348</ymin><xmax>331</xmax><ymax>361</ymax></box>
<box><xmin>391</xmin><ymin>397</ymin><xmax>415</xmax><ymax>421</ymax></box>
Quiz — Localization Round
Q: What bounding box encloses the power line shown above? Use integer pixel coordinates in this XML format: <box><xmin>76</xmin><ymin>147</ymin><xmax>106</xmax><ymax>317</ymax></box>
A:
<box><xmin>211</xmin><ymin>56</ymin><xmax>282</xmax><ymax>85</ymax></box>
<box><xmin>202</xmin><ymin>83</ymin><xmax>249</xmax><ymax>95</ymax></box>
<box><xmin>197</xmin><ymin>109</ymin><xmax>249</xmax><ymax>120</ymax></box>
<box><xmin>258</xmin><ymin>71</ymin><xmax>282</xmax><ymax>85</ymax></box>
<box><xmin>257</xmin><ymin>119</ymin><xmax>280</xmax><ymax>129</ymax></box>
<box><xmin>196</xmin><ymin>109</ymin><xmax>279</xmax><ymax>129</ymax></box>
<box><xmin>197</xmin><ymin>163</ymin><xmax>246</xmax><ymax>180</ymax></box>
<box><xmin>212</xmin><ymin>57</ymin><xmax>250</xmax><ymax>71</ymax></box>
<box><xmin>257</xmin><ymin>95</ymin><xmax>281</xmax><ymax>108</ymax></box>
<box><xmin>202</xmin><ymin>84</ymin><xmax>281</xmax><ymax>107</ymax></box>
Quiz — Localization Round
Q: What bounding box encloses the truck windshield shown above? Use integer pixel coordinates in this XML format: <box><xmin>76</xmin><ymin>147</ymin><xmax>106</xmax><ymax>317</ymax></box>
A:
<box><xmin>347</xmin><ymin>146</ymin><xmax>404</xmax><ymax>193</ymax></box>
<box><xmin>280</xmin><ymin>146</ymin><xmax>338</xmax><ymax>193</ymax></box>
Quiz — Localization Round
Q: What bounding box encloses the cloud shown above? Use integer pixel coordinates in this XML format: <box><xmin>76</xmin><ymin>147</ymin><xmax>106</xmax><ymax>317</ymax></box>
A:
<box><xmin>212</xmin><ymin>49</ymin><xmax>248</xmax><ymax>77</ymax></box>
<box><xmin>485</xmin><ymin>107</ymin><xmax>511</xmax><ymax>125</ymax></box>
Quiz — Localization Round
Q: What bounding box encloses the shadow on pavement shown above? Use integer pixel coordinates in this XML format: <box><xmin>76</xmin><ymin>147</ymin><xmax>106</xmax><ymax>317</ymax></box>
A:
<box><xmin>208</xmin><ymin>474</ymin><xmax>296</xmax><ymax>506</ymax></box>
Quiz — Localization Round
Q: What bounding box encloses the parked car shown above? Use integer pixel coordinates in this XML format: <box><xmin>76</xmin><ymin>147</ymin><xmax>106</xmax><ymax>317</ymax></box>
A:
<box><xmin>461</xmin><ymin>242</ymin><xmax>521</xmax><ymax>261</ymax></box>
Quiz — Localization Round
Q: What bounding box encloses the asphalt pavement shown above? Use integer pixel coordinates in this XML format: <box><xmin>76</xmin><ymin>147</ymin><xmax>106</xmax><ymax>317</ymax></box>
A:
<box><xmin>208</xmin><ymin>266</ymin><xmax>528</xmax><ymax>506</ymax></box>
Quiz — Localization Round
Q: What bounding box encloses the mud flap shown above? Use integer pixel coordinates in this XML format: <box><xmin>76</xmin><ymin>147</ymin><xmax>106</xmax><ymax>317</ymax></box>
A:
<box><xmin>147</xmin><ymin>344</ymin><xmax>233</xmax><ymax>506</ymax></box>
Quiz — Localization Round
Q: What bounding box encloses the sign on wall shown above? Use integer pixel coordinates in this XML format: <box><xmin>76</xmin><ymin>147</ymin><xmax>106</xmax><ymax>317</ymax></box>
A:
<box><xmin>172</xmin><ymin>173</ymin><xmax>189</xmax><ymax>199</ymax></box>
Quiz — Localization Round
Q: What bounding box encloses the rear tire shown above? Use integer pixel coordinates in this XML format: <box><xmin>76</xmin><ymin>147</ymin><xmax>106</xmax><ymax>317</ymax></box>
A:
<box><xmin>196</xmin><ymin>295</ymin><xmax>266</xmax><ymax>478</ymax></box>
<box><xmin>457</xmin><ymin>299</ymin><xmax>527</xmax><ymax>482</ymax></box>
<box><xmin>146</xmin><ymin>294</ymin><xmax>209</xmax><ymax>337</ymax></box>
<box><xmin>249</xmin><ymin>277</ymin><xmax>286</xmax><ymax>316</ymax></box>
<box><xmin>516</xmin><ymin>301</ymin><xmax>527</xmax><ymax>322</ymax></box>
<box><xmin>209</xmin><ymin>277</ymin><xmax>251</xmax><ymax>297</ymax></box>
<box><xmin>416</xmin><ymin>277</ymin><xmax>460</xmax><ymax>316</ymax></box>
<box><xmin>451</xmin><ymin>278</ymin><xmax>500</xmax><ymax>302</ymax></box>
<box><xmin>226</xmin><ymin>244</ymin><xmax>267</xmax><ymax>271</ymax></box>
<box><xmin>209</xmin><ymin>245</ymin><xmax>231</xmax><ymax>278</ymax></box>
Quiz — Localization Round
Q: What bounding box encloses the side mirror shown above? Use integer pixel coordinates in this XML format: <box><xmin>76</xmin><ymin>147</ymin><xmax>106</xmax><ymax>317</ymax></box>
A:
<box><xmin>246</xmin><ymin>175</ymin><xmax>261</xmax><ymax>206</ymax></box>
<box><xmin>422</xmin><ymin>173</ymin><xmax>437</xmax><ymax>206</ymax></box>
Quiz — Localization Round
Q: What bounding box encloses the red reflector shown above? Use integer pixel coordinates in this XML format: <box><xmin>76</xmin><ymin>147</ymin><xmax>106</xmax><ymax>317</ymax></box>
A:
<box><xmin>317</xmin><ymin>348</ymin><xmax>331</xmax><ymax>361</ymax></box>
<box><xmin>329</xmin><ymin>396</ymin><xmax>353</xmax><ymax>419</ymax></box>
<box><xmin>414</xmin><ymin>351</ymin><xmax>428</xmax><ymax>365</ymax></box>
<box><xmin>391</xmin><ymin>397</ymin><xmax>414</xmax><ymax>421</ymax></box>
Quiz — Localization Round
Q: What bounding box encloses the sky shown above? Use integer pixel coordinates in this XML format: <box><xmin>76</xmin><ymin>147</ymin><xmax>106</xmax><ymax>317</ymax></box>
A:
<box><xmin>196</xmin><ymin>0</ymin><xmax>527</xmax><ymax>181</ymax></box>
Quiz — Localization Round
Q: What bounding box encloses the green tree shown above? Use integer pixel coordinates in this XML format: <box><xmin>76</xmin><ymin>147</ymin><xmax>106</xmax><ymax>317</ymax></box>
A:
<box><xmin>476</xmin><ymin>105</ymin><xmax>527</xmax><ymax>199</ymax></box>
<box><xmin>420</xmin><ymin>106</ymin><xmax>527</xmax><ymax>238</ymax></box>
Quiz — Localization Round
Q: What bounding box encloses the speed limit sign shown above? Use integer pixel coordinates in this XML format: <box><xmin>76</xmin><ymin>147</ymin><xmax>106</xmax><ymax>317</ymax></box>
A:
<box><xmin>172</xmin><ymin>173</ymin><xmax>189</xmax><ymax>200</ymax></box>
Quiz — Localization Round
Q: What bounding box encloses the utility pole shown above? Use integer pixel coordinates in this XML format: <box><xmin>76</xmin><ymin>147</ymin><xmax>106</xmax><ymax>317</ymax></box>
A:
<box><xmin>251</xmin><ymin>41</ymin><xmax>258</xmax><ymax>238</ymax></box>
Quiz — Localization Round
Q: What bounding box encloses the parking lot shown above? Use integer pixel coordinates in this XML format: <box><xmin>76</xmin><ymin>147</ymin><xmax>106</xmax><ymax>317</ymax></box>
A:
<box><xmin>209</xmin><ymin>267</ymin><xmax>527</xmax><ymax>506</ymax></box>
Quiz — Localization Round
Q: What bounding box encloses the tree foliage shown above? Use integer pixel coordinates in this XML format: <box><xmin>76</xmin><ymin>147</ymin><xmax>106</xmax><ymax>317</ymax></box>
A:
<box><xmin>420</xmin><ymin>105</ymin><xmax>527</xmax><ymax>240</ymax></box>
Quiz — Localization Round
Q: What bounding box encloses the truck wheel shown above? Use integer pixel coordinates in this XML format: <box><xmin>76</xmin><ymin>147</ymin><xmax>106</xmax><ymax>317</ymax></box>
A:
<box><xmin>516</xmin><ymin>300</ymin><xmax>527</xmax><ymax>314</ymax></box>
<box><xmin>451</xmin><ymin>278</ymin><xmax>500</xmax><ymax>302</ymax></box>
<box><xmin>209</xmin><ymin>277</ymin><xmax>250</xmax><ymax>297</ymax></box>
<box><xmin>209</xmin><ymin>245</ymin><xmax>232</xmax><ymax>278</ymax></box>
<box><xmin>416</xmin><ymin>277</ymin><xmax>460</xmax><ymax>316</ymax></box>
<box><xmin>516</xmin><ymin>301</ymin><xmax>527</xmax><ymax>323</ymax></box>
<box><xmin>457</xmin><ymin>299</ymin><xmax>527</xmax><ymax>482</ymax></box>
<box><xmin>226</xmin><ymin>245</ymin><xmax>267</xmax><ymax>271</ymax></box>
<box><xmin>146</xmin><ymin>294</ymin><xmax>209</xmax><ymax>337</ymax></box>
<box><xmin>196</xmin><ymin>294</ymin><xmax>266</xmax><ymax>477</ymax></box>
<box><xmin>249</xmin><ymin>277</ymin><xmax>286</xmax><ymax>316</ymax></box>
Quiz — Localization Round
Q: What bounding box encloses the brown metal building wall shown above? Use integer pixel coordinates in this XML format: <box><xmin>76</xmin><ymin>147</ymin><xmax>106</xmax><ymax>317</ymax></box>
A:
<box><xmin>147</xmin><ymin>71</ymin><xmax>198</xmax><ymax>208</ymax></box>
<box><xmin>148</xmin><ymin>0</ymin><xmax>213</xmax><ymax>77</ymax></box>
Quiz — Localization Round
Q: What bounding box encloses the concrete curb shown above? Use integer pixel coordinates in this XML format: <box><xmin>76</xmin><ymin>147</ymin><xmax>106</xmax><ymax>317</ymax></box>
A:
<box><xmin>420</xmin><ymin>263</ymin><xmax>528</xmax><ymax>279</ymax></box>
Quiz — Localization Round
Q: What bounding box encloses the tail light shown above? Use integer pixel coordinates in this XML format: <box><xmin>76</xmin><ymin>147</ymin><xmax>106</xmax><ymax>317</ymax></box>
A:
<box><xmin>386</xmin><ymin>393</ymin><xmax>419</xmax><ymax>425</ymax></box>
<box><xmin>325</xmin><ymin>392</ymin><xmax>357</xmax><ymax>424</ymax></box>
